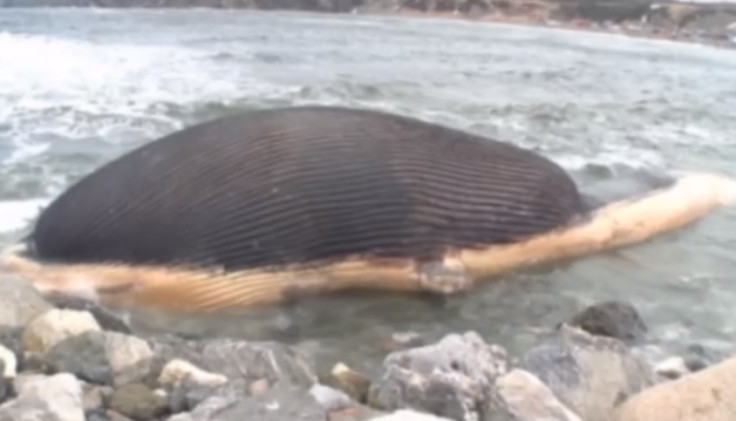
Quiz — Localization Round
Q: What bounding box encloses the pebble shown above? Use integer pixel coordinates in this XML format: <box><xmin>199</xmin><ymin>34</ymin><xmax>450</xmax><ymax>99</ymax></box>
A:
<box><xmin>21</xmin><ymin>309</ymin><xmax>101</xmax><ymax>356</ymax></box>
<box><xmin>158</xmin><ymin>358</ymin><xmax>228</xmax><ymax>388</ymax></box>
<box><xmin>324</xmin><ymin>362</ymin><xmax>371</xmax><ymax>403</ymax></box>
<box><xmin>109</xmin><ymin>383</ymin><xmax>169</xmax><ymax>421</ymax></box>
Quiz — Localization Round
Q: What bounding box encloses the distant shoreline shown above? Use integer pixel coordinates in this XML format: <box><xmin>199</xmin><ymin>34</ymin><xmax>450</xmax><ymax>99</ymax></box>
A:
<box><xmin>380</xmin><ymin>8</ymin><xmax>736</xmax><ymax>51</ymax></box>
<box><xmin>2</xmin><ymin>3</ymin><xmax>735</xmax><ymax>51</ymax></box>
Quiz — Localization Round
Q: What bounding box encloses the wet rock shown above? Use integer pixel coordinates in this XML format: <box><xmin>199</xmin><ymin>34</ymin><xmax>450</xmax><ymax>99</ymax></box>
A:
<box><xmin>168</xmin><ymin>383</ymin><xmax>326</xmax><ymax>421</ymax></box>
<box><xmin>0</xmin><ymin>373</ymin><xmax>84</xmax><ymax>421</ymax></box>
<box><xmin>46</xmin><ymin>331</ymin><xmax>153</xmax><ymax>386</ymax></box>
<box><xmin>46</xmin><ymin>295</ymin><xmax>131</xmax><ymax>334</ymax></box>
<box><xmin>149</xmin><ymin>335</ymin><xmax>317</xmax><ymax>387</ymax></box>
<box><xmin>324</xmin><ymin>362</ymin><xmax>371</xmax><ymax>403</ymax></box>
<box><xmin>614</xmin><ymin>353</ymin><xmax>736</xmax><ymax>421</ymax></box>
<box><xmin>21</xmin><ymin>309</ymin><xmax>101</xmax><ymax>357</ymax></box>
<box><xmin>521</xmin><ymin>325</ymin><xmax>652</xmax><ymax>421</ymax></box>
<box><xmin>109</xmin><ymin>383</ymin><xmax>169</xmax><ymax>421</ymax></box>
<box><xmin>653</xmin><ymin>356</ymin><xmax>690</xmax><ymax>381</ymax></box>
<box><xmin>0</xmin><ymin>274</ymin><xmax>52</xmax><ymax>328</ymax></box>
<box><xmin>309</xmin><ymin>383</ymin><xmax>354</xmax><ymax>412</ymax></box>
<box><xmin>565</xmin><ymin>301</ymin><xmax>647</xmax><ymax>342</ymax></box>
<box><xmin>495</xmin><ymin>369</ymin><xmax>583</xmax><ymax>421</ymax></box>
<box><xmin>368</xmin><ymin>331</ymin><xmax>508</xmax><ymax>421</ymax></box>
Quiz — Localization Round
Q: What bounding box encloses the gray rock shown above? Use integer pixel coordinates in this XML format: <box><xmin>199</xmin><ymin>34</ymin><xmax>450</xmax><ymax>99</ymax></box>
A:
<box><xmin>369</xmin><ymin>331</ymin><xmax>508</xmax><ymax>421</ymax></box>
<box><xmin>81</xmin><ymin>382</ymin><xmax>108</xmax><ymax>413</ymax></box>
<box><xmin>0</xmin><ymin>275</ymin><xmax>52</xmax><ymax>328</ymax></box>
<box><xmin>521</xmin><ymin>325</ymin><xmax>652</xmax><ymax>421</ymax></box>
<box><xmin>149</xmin><ymin>335</ymin><xmax>317</xmax><ymax>388</ymax></box>
<box><xmin>167</xmin><ymin>383</ymin><xmax>326</xmax><ymax>421</ymax></box>
<box><xmin>109</xmin><ymin>383</ymin><xmax>169</xmax><ymax>421</ymax></box>
<box><xmin>0</xmin><ymin>373</ymin><xmax>84</xmax><ymax>421</ymax></box>
<box><xmin>495</xmin><ymin>369</ymin><xmax>583</xmax><ymax>421</ymax></box>
<box><xmin>0</xmin><ymin>361</ymin><xmax>7</xmax><ymax>405</ymax></box>
<box><xmin>21</xmin><ymin>309</ymin><xmax>101</xmax><ymax>357</ymax></box>
<box><xmin>309</xmin><ymin>383</ymin><xmax>353</xmax><ymax>412</ymax></box>
<box><xmin>46</xmin><ymin>331</ymin><xmax>153</xmax><ymax>386</ymax></box>
<box><xmin>565</xmin><ymin>301</ymin><xmax>647</xmax><ymax>342</ymax></box>
<box><xmin>371</xmin><ymin>410</ymin><xmax>455</xmax><ymax>421</ymax></box>
<box><xmin>216</xmin><ymin>383</ymin><xmax>325</xmax><ymax>421</ymax></box>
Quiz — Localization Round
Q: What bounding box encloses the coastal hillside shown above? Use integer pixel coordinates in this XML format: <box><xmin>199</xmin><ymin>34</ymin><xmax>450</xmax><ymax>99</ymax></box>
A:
<box><xmin>2</xmin><ymin>0</ymin><xmax>735</xmax><ymax>44</ymax></box>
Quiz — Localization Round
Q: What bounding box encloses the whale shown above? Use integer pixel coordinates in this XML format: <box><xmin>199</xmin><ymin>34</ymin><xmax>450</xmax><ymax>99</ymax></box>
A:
<box><xmin>2</xmin><ymin>105</ymin><xmax>735</xmax><ymax>313</ymax></box>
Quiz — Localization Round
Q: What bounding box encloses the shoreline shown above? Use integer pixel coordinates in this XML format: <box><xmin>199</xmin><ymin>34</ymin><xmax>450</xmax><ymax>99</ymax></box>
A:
<box><xmin>377</xmin><ymin>8</ymin><xmax>736</xmax><ymax>51</ymax></box>
<box><xmin>3</xmin><ymin>4</ymin><xmax>734</xmax><ymax>51</ymax></box>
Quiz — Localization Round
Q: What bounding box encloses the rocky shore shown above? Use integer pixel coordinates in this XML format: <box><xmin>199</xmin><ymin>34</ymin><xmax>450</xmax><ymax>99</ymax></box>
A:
<box><xmin>0</xmin><ymin>272</ymin><xmax>734</xmax><ymax>421</ymax></box>
<box><xmin>2</xmin><ymin>0</ymin><xmax>735</xmax><ymax>49</ymax></box>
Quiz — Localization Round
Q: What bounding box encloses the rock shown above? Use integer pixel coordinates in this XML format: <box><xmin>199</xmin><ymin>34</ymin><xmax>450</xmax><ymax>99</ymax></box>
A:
<box><xmin>324</xmin><ymin>362</ymin><xmax>371</xmax><ymax>403</ymax></box>
<box><xmin>0</xmin><ymin>345</ymin><xmax>16</xmax><ymax>378</ymax></box>
<box><xmin>0</xmin><ymin>274</ymin><xmax>52</xmax><ymax>328</ymax></box>
<box><xmin>81</xmin><ymin>382</ymin><xmax>108</xmax><ymax>412</ymax></box>
<box><xmin>521</xmin><ymin>325</ymin><xmax>652</xmax><ymax>421</ymax></box>
<box><xmin>149</xmin><ymin>335</ymin><xmax>317</xmax><ymax>387</ymax></box>
<box><xmin>368</xmin><ymin>331</ymin><xmax>508</xmax><ymax>421</ymax></box>
<box><xmin>495</xmin><ymin>369</ymin><xmax>583</xmax><ymax>421</ymax></box>
<box><xmin>0</xmin><ymin>328</ymin><xmax>23</xmax><ymax>363</ymax></box>
<box><xmin>207</xmin><ymin>383</ymin><xmax>326</xmax><ymax>420</ymax></box>
<box><xmin>614</xmin><ymin>352</ymin><xmax>736</xmax><ymax>421</ymax></box>
<box><xmin>158</xmin><ymin>358</ymin><xmax>227</xmax><ymax>388</ymax></box>
<box><xmin>370</xmin><ymin>409</ymin><xmax>455</xmax><ymax>420</ymax></box>
<box><xmin>0</xmin><ymin>361</ymin><xmax>7</xmax><ymax>404</ymax></box>
<box><xmin>327</xmin><ymin>404</ymin><xmax>386</xmax><ymax>421</ymax></box>
<box><xmin>169</xmin><ymin>383</ymin><xmax>326</xmax><ymax>421</ymax></box>
<box><xmin>653</xmin><ymin>356</ymin><xmax>689</xmax><ymax>381</ymax></box>
<box><xmin>21</xmin><ymin>309</ymin><xmax>101</xmax><ymax>357</ymax></box>
<box><xmin>46</xmin><ymin>331</ymin><xmax>153</xmax><ymax>387</ymax></box>
<box><xmin>0</xmin><ymin>373</ymin><xmax>84</xmax><ymax>421</ymax></box>
<box><xmin>309</xmin><ymin>383</ymin><xmax>354</xmax><ymax>412</ymax></box>
<box><xmin>46</xmin><ymin>295</ymin><xmax>131</xmax><ymax>334</ymax></box>
<box><xmin>108</xmin><ymin>383</ymin><xmax>169</xmax><ymax>421</ymax></box>
<box><xmin>564</xmin><ymin>301</ymin><xmax>647</xmax><ymax>342</ymax></box>
<box><xmin>159</xmin><ymin>359</ymin><xmax>233</xmax><ymax>413</ymax></box>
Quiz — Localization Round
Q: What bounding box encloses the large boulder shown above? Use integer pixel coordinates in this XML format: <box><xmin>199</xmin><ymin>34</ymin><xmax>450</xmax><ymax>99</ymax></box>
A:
<box><xmin>614</xmin><ymin>353</ymin><xmax>736</xmax><ymax>421</ymax></box>
<box><xmin>520</xmin><ymin>325</ymin><xmax>652</xmax><ymax>421</ymax></box>
<box><xmin>368</xmin><ymin>331</ymin><xmax>509</xmax><ymax>421</ymax></box>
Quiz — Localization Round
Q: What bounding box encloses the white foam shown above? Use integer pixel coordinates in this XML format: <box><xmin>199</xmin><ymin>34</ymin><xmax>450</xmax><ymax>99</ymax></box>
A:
<box><xmin>0</xmin><ymin>198</ymin><xmax>48</xmax><ymax>234</ymax></box>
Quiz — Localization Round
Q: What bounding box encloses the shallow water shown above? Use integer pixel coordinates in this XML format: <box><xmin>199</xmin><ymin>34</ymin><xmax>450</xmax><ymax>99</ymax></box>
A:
<box><xmin>2</xmin><ymin>8</ymin><xmax>736</xmax><ymax>373</ymax></box>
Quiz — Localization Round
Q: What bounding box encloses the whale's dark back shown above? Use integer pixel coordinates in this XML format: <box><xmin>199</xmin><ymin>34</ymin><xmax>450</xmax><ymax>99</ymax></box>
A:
<box><xmin>28</xmin><ymin>106</ymin><xmax>585</xmax><ymax>270</ymax></box>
